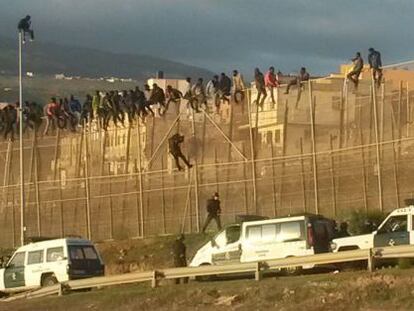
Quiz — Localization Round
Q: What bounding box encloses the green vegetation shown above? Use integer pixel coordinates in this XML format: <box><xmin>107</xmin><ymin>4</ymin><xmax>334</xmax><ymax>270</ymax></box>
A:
<box><xmin>347</xmin><ymin>209</ymin><xmax>387</xmax><ymax>235</ymax></box>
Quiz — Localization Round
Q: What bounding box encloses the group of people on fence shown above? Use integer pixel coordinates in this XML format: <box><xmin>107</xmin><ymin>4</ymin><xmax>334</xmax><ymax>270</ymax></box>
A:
<box><xmin>347</xmin><ymin>48</ymin><xmax>383</xmax><ymax>88</ymax></box>
<box><xmin>1</xmin><ymin>65</ymin><xmax>309</xmax><ymax>141</ymax></box>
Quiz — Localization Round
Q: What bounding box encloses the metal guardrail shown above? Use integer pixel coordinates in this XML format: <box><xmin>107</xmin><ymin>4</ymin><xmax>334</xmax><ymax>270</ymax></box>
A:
<box><xmin>2</xmin><ymin>244</ymin><xmax>414</xmax><ymax>302</ymax></box>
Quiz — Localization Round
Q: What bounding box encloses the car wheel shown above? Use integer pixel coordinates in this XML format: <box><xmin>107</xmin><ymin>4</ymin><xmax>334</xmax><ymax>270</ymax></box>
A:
<box><xmin>42</xmin><ymin>275</ymin><xmax>58</xmax><ymax>287</ymax></box>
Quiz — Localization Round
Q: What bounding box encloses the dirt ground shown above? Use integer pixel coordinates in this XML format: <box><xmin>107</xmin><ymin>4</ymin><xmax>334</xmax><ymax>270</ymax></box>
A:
<box><xmin>3</xmin><ymin>268</ymin><xmax>414</xmax><ymax>311</ymax></box>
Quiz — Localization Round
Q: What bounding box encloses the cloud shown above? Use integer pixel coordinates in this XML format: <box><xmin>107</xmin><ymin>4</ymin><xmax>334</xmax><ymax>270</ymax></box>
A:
<box><xmin>1</xmin><ymin>0</ymin><xmax>413</xmax><ymax>76</ymax></box>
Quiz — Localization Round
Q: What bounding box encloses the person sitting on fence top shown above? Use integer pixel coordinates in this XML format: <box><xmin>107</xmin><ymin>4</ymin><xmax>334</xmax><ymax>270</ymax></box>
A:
<box><xmin>168</xmin><ymin>133</ymin><xmax>193</xmax><ymax>171</ymax></box>
<box><xmin>92</xmin><ymin>90</ymin><xmax>101</xmax><ymax>121</ymax></box>
<box><xmin>368</xmin><ymin>48</ymin><xmax>383</xmax><ymax>88</ymax></box>
<box><xmin>18</xmin><ymin>15</ymin><xmax>34</xmax><ymax>43</ymax></box>
<box><xmin>191</xmin><ymin>78</ymin><xmax>207</xmax><ymax>112</ymax></box>
<box><xmin>43</xmin><ymin>97</ymin><xmax>59</xmax><ymax>135</ymax></box>
<box><xmin>284</xmin><ymin>67</ymin><xmax>310</xmax><ymax>94</ymax></box>
<box><xmin>232</xmin><ymin>70</ymin><xmax>246</xmax><ymax>104</ymax></box>
<box><xmin>254</xmin><ymin>68</ymin><xmax>267</xmax><ymax>109</ymax></box>
<box><xmin>183</xmin><ymin>77</ymin><xmax>192</xmax><ymax>101</ymax></box>
<box><xmin>347</xmin><ymin>52</ymin><xmax>364</xmax><ymax>89</ymax></box>
<box><xmin>150</xmin><ymin>83</ymin><xmax>167</xmax><ymax>116</ymax></box>
<box><xmin>265</xmin><ymin>66</ymin><xmax>279</xmax><ymax>105</ymax></box>
<box><xmin>206</xmin><ymin>75</ymin><xmax>219</xmax><ymax>112</ymax></box>
<box><xmin>3</xmin><ymin>103</ymin><xmax>17</xmax><ymax>141</ymax></box>
<box><xmin>165</xmin><ymin>85</ymin><xmax>183</xmax><ymax>115</ymax></box>
<box><xmin>219</xmin><ymin>72</ymin><xmax>232</xmax><ymax>104</ymax></box>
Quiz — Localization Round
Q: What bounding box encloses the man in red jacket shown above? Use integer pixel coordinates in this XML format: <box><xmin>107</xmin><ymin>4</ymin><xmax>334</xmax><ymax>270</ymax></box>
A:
<box><xmin>265</xmin><ymin>66</ymin><xmax>279</xmax><ymax>105</ymax></box>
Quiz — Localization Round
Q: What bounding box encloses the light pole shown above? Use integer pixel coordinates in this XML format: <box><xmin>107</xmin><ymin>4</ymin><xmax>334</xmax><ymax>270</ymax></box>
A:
<box><xmin>18</xmin><ymin>30</ymin><xmax>26</xmax><ymax>246</ymax></box>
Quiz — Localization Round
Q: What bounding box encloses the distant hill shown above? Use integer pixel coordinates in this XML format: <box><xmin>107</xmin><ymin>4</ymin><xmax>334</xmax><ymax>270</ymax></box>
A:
<box><xmin>0</xmin><ymin>35</ymin><xmax>213</xmax><ymax>79</ymax></box>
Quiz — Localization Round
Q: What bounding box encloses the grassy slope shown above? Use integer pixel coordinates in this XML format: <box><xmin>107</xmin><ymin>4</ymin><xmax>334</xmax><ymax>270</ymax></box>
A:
<box><xmin>3</xmin><ymin>268</ymin><xmax>414</xmax><ymax>311</ymax></box>
<box><xmin>96</xmin><ymin>233</ymin><xmax>213</xmax><ymax>274</ymax></box>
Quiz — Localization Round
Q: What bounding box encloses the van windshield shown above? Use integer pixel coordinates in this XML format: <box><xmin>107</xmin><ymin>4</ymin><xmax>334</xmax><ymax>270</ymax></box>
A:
<box><xmin>68</xmin><ymin>245</ymin><xmax>99</xmax><ymax>261</ymax></box>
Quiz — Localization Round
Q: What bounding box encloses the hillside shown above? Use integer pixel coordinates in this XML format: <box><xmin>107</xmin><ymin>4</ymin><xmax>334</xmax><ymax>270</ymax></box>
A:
<box><xmin>0</xmin><ymin>35</ymin><xmax>213</xmax><ymax>79</ymax></box>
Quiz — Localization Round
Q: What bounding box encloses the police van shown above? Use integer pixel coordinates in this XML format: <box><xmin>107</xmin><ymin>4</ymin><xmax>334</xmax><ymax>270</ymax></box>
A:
<box><xmin>331</xmin><ymin>204</ymin><xmax>414</xmax><ymax>252</ymax></box>
<box><xmin>0</xmin><ymin>238</ymin><xmax>104</xmax><ymax>293</ymax></box>
<box><xmin>190</xmin><ymin>214</ymin><xmax>335</xmax><ymax>269</ymax></box>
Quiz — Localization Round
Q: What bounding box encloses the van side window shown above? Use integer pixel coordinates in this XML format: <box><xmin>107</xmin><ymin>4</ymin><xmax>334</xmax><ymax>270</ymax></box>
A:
<box><xmin>28</xmin><ymin>250</ymin><xmax>44</xmax><ymax>265</ymax></box>
<box><xmin>246</xmin><ymin>226</ymin><xmax>262</xmax><ymax>241</ymax></box>
<box><xmin>46</xmin><ymin>247</ymin><xmax>64</xmax><ymax>262</ymax></box>
<box><xmin>225</xmin><ymin>226</ymin><xmax>241</xmax><ymax>244</ymax></box>
<box><xmin>277</xmin><ymin>221</ymin><xmax>304</xmax><ymax>242</ymax></box>
<box><xmin>9</xmin><ymin>252</ymin><xmax>25</xmax><ymax>268</ymax></box>
<box><xmin>262</xmin><ymin>224</ymin><xmax>277</xmax><ymax>241</ymax></box>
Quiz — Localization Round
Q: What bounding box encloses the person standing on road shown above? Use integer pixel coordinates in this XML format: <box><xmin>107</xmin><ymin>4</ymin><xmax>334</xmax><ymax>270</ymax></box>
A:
<box><xmin>171</xmin><ymin>234</ymin><xmax>189</xmax><ymax>284</ymax></box>
<box><xmin>202</xmin><ymin>192</ymin><xmax>222</xmax><ymax>233</ymax></box>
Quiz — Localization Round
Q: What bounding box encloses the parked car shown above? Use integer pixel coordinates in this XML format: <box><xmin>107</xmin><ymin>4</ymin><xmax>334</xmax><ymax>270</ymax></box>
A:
<box><xmin>190</xmin><ymin>213</ymin><xmax>336</xmax><ymax>271</ymax></box>
<box><xmin>0</xmin><ymin>237</ymin><xmax>104</xmax><ymax>294</ymax></box>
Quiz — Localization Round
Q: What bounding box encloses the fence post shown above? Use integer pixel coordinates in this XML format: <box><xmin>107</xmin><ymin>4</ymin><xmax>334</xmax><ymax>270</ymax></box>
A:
<box><xmin>190</xmin><ymin>108</ymin><xmax>200</xmax><ymax>232</ymax></box>
<box><xmin>359</xmin><ymin>130</ymin><xmax>369</xmax><ymax>212</ymax></box>
<box><xmin>242</xmin><ymin>143</ymin><xmax>249</xmax><ymax>214</ymax></box>
<box><xmin>247</xmin><ymin>89</ymin><xmax>258</xmax><ymax>214</ymax></box>
<box><xmin>371</xmin><ymin>80</ymin><xmax>384</xmax><ymax>212</ymax></box>
<box><xmin>391</xmin><ymin>110</ymin><xmax>401</xmax><ymax>209</ymax></box>
<box><xmin>270</xmin><ymin>139</ymin><xmax>277</xmax><ymax>217</ymax></box>
<box><xmin>83</xmin><ymin>128</ymin><xmax>92</xmax><ymax>240</ymax></box>
<box><xmin>299</xmin><ymin>138</ymin><xmax>307</xmax><ymax>213</ymax></box>
<box><xmin>255</xmin><ymin>262</ymin><xmax>262</xmax><ymax>281</ymax></box>
<box><xmin>308</xmin><ymin>81</ymin><xmax>319</xmax><ymax>214</ymax></box>
<box><xmin>160</xmin><ymin>156</ymin><xmax>167</xmax><ymax>234</ymax></box>
<box><xmin>107</xmin><ymin>163</ymin><xmax>114</xmax><ymax>240</ymax></box>
<box><xmin>136</xmin><ymin>120</ymin><xmax>145</xmax><ymax>238</ymax></box>
<box><xmin>367</xmin><ymin>248</ymin><xmax>375</xmax><ymax>272</ymax></box>
<box><xmin>33</xmin><ymin>136</ymin><xmax>41</xmax><ymax>236</ymax></box>
<box><xmin>151</xmin><ymin>270</ymin><xmax>159</xmax><ymax>288</ymax></box>
<box><xmin>329</xmin><ymin>135</ymin><xmax>337</xmax><ymax>217</ymax></box>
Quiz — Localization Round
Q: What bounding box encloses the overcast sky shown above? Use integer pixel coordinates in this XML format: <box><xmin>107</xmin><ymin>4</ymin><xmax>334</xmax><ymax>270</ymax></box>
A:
<box><xmin>0</xmin><ymin>0</ymin><xmax>413</xmax><ymax>76</ymax></box>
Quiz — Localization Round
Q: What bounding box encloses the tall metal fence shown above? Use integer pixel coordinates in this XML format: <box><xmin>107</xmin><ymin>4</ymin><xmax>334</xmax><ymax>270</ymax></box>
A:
<box><xmin>0</xmin><ymin>75</ymin><xmax>413</xmax><ymax>248</ymax></box>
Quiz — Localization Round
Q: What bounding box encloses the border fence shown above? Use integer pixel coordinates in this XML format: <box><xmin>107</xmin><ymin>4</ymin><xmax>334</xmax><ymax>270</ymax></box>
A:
<box><xmin>0</xmin><ymin>75</ymin><xmax>413</xmax><ymax>247</ymax></box>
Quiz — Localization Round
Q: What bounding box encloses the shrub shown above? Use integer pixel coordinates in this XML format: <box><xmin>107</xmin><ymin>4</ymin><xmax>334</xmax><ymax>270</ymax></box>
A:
<box><xmin>347</xmin><ymin>209</ymin><xmax>386</xmax><ymax>235</ymax></box>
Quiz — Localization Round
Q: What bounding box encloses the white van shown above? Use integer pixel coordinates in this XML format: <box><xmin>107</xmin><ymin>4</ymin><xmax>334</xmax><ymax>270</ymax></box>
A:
<box><xmin>0</xmin><ymin>238</ymin><xmax>104</xmax><ymax>293</ymax></box>
<box><xmin>190</xmin><ymin>214</ymin><xmax>335</xmax><ymax>269</ymax></box>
